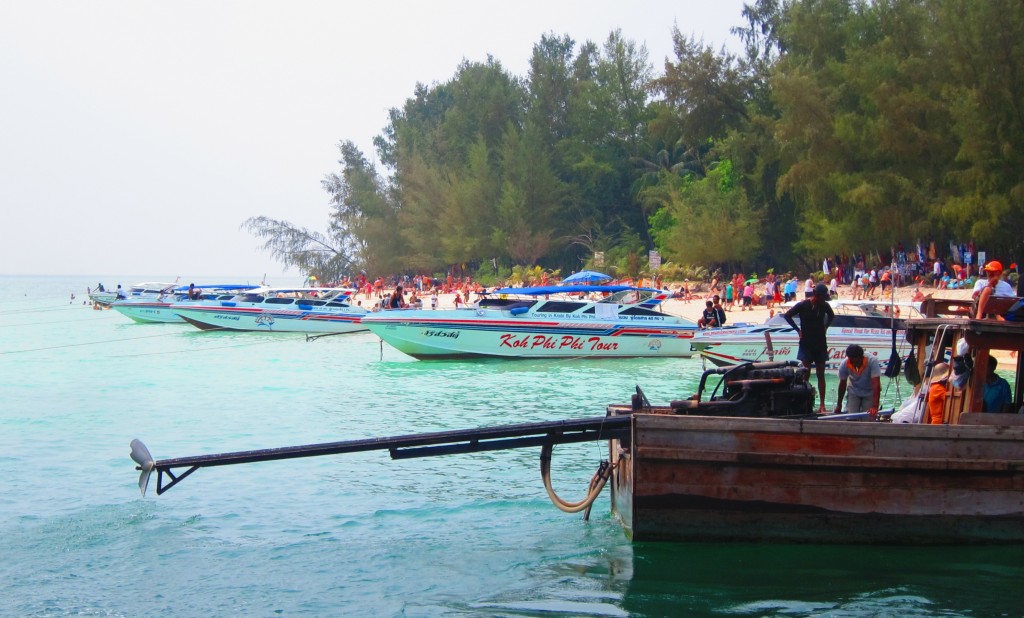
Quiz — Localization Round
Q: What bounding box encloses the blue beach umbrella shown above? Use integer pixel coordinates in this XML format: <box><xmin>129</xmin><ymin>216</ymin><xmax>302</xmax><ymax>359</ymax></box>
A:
<box><xmin>562</xmin><ymin>270</ymin><xmax>612</xmax><ymax>284</ymax></box>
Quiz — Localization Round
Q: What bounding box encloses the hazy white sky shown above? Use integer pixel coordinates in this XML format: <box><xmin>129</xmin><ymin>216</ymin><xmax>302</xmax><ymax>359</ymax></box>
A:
<box><xmin>0</xmin><ymin>1</ymin><xmax>747</xmax><ymax>278</ymax></box>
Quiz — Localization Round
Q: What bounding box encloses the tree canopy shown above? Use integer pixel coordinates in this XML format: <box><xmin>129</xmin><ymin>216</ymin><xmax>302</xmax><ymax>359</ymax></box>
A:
<box><xmin>248</xmin><ymin>0</ymin><xmax>1024</xmax><ymax>283</ymax></box>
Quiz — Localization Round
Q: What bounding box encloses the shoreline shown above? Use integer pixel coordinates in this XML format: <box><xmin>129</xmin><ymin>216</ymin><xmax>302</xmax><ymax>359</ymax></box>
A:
<box><xmin>352</xmin><ymin>284</ymin><xmax>974</xmax><ymax>323</ymax></box>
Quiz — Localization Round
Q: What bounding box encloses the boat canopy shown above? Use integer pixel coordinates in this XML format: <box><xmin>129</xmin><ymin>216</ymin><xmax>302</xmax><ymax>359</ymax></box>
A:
<box><xmin>171</xmin><ymin>284</ymin><xmax>261</xmax><ymax>292</ymax></box>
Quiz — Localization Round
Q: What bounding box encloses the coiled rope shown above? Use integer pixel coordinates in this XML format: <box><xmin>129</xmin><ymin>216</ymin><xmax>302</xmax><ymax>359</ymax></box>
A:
<box><xmin>539</xmin><ymin>442</ymin><xmax>615</xmax><ymax>519</ymax></box>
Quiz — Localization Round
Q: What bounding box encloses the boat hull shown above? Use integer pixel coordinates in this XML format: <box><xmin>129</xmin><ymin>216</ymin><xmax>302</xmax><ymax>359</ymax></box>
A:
<box><xmin>608</xmin><ymin>412</ymin><xmax>1024</xmax><ymax>543</ymax></box>
<box><xmin>694</xmin><ymin>325</ymin><xmax>906</xmax><ymax>370</ymax></box>
<box><xmin>362</xmin><ymin>310</ymin><xmax>697</xmax><ymax>358</ymax></box>
<box><xmin>174</xmin><ymin>306</ymin><xmax>367</xmax><ymax>334</ymax></box>
<box><xmin>111</xmin><ymin>301</ymin><xmax>186</xmax><ymax>323</ymax></box>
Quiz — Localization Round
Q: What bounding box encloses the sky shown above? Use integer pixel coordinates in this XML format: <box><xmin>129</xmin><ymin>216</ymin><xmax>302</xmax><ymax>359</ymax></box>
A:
<box><xmin>0</xmin><ymin>0</ymin><xmax>748</xmax><ymax>278</ymax></box>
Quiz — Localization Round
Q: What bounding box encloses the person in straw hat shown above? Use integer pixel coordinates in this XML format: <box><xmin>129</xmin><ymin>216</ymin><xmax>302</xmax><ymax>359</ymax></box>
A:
<box><xmin>926</xmin><ymin>362</ymin><xmax>951</xmax><ymax>424</ymax></box>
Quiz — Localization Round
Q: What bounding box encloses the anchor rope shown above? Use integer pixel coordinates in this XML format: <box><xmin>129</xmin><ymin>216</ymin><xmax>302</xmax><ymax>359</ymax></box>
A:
<box><xmin>539</xmin><ymin>442</ymin><xmax>615</xmax><ymax>514</ymax></box>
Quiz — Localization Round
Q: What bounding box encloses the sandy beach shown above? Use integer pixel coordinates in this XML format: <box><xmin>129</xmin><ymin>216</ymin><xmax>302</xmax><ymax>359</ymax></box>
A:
<box><xmin>357</xmin><ymin>283</ymin><xmax>975</xmax><ymax>324</ymax></box>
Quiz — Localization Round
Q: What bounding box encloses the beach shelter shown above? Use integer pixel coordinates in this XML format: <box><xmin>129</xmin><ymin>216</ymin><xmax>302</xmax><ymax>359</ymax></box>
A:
<box><xmin>562</xmin><ymin>270</ymin><xmax>613</xmax><ymax>284</ymax></box>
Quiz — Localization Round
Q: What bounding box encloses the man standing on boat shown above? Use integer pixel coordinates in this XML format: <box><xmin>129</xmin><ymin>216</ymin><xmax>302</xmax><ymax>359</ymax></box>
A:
<box><xmin>784</xmin><ymin>283</ymin><xmax>835</xmax><ymax>414</ymax></box>
<box><xmin>834</xmin><ymin>344</ymin><xmax>881</xmax><ymax>417</ymax></box>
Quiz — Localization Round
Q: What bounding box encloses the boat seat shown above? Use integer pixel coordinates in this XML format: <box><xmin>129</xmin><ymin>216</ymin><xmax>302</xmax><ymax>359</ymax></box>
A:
<box><xmin>959</xmin><ymin>412</ymin><xmax>1024</xmax><ymax>426</ymax></box>
<box><xmin>974</xmin><ymin>296</ymin><xmax>1024</xmax><ymax>320</ymax></box>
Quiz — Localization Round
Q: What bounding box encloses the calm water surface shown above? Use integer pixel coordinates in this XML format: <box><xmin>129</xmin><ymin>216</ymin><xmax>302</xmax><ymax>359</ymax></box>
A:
<box><xmin>1</xmin><ymin>275</ymin><xmax>1021</xmax><ymax>616</ymax></box>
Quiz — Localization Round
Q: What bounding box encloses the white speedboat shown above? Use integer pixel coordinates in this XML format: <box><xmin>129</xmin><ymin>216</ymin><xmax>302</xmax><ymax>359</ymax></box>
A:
<box><xmin>111</xmin><ymin>284</ymin><xmax>260</xmax><ymax>323</ymax></box>
<box><xmin>360</xmin><ymin>285</ymin><xmax>700</xmax><ymax>359</ymax></box>
<box><xmin>693</xmin><ymin>300</ymin><xmax>921</xmax><ymax>370</ymax></box>
<box><xmin>89</xmin><ymin>281</ymin><xmax>178</xmax><ymax>307</ymax></box>
<box><xmin>173</xmin><ymin>287</ymin><xmax>367</xmax><ymax>334</ymax></box>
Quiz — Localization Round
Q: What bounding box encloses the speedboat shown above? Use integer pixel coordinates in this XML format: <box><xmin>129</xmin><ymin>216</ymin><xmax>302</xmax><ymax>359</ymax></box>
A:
<box><xmin>111</xmin><ymin>284</ymin><xmax>260</xmax><ymax>323</ymax></box>
<box><xmin>89</xmin><ymin>281</ymin><xmax>178</xmax><ymax>307</ymax></box>
<box><xmin>360</xmin><ymin>285</ymin><xmax>700</xmax><ymax>359</ymax></box>
<box><xmin>173</xmin><ymin>287</ymin><xmax>367</xmax><ymax>334</ymax></box>
<box><xmin>693</xmin><ymin>299</ymin><xmax>921</xmax><ymax>370</ymax></box>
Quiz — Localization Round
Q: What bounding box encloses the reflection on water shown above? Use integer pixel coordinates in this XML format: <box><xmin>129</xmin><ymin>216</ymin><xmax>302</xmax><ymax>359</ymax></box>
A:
<box><xmin>620</xmin><ymin>542</ymin><xmax>1024</xmax><ymax>616</ymax></box>
<box><xmin>3</xmin><ymin>275</ymin><xmax>1020</xmax><ymax>617</ymax></box>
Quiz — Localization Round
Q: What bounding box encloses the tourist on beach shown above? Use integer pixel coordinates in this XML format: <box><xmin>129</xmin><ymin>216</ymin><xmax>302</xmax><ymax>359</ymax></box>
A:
<box><xmin>430</xmin><ymin>290</ymin><xmax>438</xmax><ymax>310</ymax></box>
<box><xmin>803</xmin><ymin>277</ymin><xmax>814</xmax><ymax>299</ymax></box>
<box><xmin>741</xmin><ymin>282</ymin><xmax>754</xmax><ymax>311</ymax></box>
<box><xmin>388</xmin><ymin>286</ymin><xmax>407</xmax><ymax>309</ymax></box>
<box><xmin>783</xmin><ymin>277</ymin><xmax>796</xmax><ymax>303</ymax></box>
<box><xmin>834</xmin><ymin>344</ymin><xmax>880</xmax><ymax>417</ymax></box>
<box><xmin>784</xmin><ymin>283</ymin><xmax>836</xmax><ymax>414</ymax></box>
<box><xmin>724</xmin><ymin>282</ymin><xmax>734</xmax><ymax>310</ymax></box>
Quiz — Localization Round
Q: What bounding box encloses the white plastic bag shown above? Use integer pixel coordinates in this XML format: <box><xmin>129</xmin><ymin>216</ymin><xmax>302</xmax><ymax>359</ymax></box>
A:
<box><xmin>892</xmin><ymin>392</ymin><xmax>925</xmax><ymax>423</ymax></box>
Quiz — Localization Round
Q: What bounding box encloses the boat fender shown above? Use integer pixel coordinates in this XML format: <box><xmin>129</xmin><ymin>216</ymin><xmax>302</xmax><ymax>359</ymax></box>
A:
<box><xmin>220</xmin><ymin>301</ymin><xmax>236</xmax><ymax>307</ymax></box>
<box><xmin>510</xmin><ymin>306</ymin><xmax>529</xmax><ymax>316</ymax></box>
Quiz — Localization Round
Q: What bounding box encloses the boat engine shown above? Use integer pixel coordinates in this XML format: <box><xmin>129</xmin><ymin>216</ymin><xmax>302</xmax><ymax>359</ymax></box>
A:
<box><xmin>660</xmin><ymin>361</ymin><xmax>815</xmax><ymax>418</ymax></box>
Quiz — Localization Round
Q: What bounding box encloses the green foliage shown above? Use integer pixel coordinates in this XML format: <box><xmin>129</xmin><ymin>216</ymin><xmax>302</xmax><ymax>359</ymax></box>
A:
<box><xmin>246</xmin><ymin>1</ymin><xmax>1024</xmax><ymax>281</ymax></box>
<box><xmin>644</xmin><ymin>160</ymin><xmax>763</xmax><ymax>268</ymax></box>
<box><xmin>656</xmin><ymin>262</ymin><xmax>710</xmax><ymax>283</ymax></box>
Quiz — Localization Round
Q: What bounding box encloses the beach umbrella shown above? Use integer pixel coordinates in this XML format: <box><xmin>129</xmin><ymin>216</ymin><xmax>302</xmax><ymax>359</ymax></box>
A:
<box><xmin>562</xmin><ymin>270</ymin><xmax>612</xmax><ymax>284</ymax></box>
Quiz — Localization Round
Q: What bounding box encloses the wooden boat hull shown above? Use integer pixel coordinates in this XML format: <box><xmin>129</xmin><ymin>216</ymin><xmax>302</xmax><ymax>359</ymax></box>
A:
<box><xmin>608</xmin><ymin>412</ymin><xmax>1024</xmax><ymax>543</ymax></box>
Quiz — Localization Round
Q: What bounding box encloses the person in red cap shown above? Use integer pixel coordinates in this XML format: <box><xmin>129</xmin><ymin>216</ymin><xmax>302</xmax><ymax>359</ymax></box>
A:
<box><xmin>975</xmin><ymin>260</ymin><xmax>1015</xmax><ymax>318</ymax></box>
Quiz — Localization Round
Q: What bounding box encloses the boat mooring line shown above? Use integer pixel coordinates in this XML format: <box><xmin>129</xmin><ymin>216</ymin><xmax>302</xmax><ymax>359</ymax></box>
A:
<box><xmin>117</xmin><ymin>337</ymin><xmax>290</xmax><ymax>359</ymax></box>
<box><xmin>0</xmin><ymin>304</ymin><xmax>94</xmax><ymax>315</ymax></box>
<box><xmin>0</xmin><ymin>331</ymin><xmax>191</xmax><ymax>355</ymax></box>
<box><xmin>0</xmin><ymin>315</ymin><xmax>123</xmax><ymax>328</ymax></box>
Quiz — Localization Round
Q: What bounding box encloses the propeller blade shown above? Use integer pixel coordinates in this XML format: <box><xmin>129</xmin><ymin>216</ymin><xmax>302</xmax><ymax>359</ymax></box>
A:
<box><xmin>130</xmin><ymin>439</ymin><xmax>155</xmax><ymax>497</ymax></box>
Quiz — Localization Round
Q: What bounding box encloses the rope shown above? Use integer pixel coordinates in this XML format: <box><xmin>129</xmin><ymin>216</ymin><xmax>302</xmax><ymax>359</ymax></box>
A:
<box><xmin>539</xmin><ymin>442</ymin><xmax>614</xmax><ymax>515</ymax></box>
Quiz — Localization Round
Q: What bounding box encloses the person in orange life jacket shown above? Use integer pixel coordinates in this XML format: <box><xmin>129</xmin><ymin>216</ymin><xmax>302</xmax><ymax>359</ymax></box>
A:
<box><xmin>834</xmin><ymin>344</ymin><xmax>881</xmax><ymax>417</ymax></box>
<box><xmin>784</xmin><ymin>283</ymin><xmax>836</xmax><ymax>414</ymax></box>
<box><xmin>926</xmin><ymin>362</ymin><xmax>951</xmax><ymax>424</ymax></box>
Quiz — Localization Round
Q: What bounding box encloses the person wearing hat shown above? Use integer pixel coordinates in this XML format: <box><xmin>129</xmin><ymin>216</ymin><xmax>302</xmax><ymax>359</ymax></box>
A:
<box><xmin>975</xmin><ymin>260</ymin><xmax>1015</xmax><ymax>318</ymax></box>
<box><xmin>926</xmin><ymin>362</ymin><xmax>952</xmax><ymax>424</ymax></box>
<box><xmin>834</xmin><ymin>344</ymin><xmax>881</xmax><ymax>417</ymax></box>
<box><xmin>783</xmin><ymin>282</ymin><xmax>836</xmax><ymax>414</ymax></box>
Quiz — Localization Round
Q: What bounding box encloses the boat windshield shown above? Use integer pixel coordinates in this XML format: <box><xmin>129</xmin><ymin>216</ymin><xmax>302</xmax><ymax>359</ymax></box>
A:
<box><xmin>601</xmin><ymin>289</ymin><xmax>653</xmax><ymax>305</ymax></box>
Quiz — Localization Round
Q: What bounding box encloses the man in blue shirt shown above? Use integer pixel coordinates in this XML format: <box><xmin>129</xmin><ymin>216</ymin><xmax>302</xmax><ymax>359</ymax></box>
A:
<box><xmin>983</xmin><ymin>358</ymin><xmax>1013</xmax><ymax>413</ymax></box>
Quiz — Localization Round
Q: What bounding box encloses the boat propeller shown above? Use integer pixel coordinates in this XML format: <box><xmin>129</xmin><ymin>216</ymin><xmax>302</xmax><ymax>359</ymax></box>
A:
<box><xmin>130</xmin><ymin>439</ymin><xmax>155</xmax><ymax>496</ymax></box>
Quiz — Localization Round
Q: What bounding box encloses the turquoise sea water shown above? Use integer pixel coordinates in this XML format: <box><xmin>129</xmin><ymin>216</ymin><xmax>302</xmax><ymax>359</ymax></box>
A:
<box><xmin>2</xmin><ymin>275</ymin><xmax>1021</xmax><ymax>617</ymax></box>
